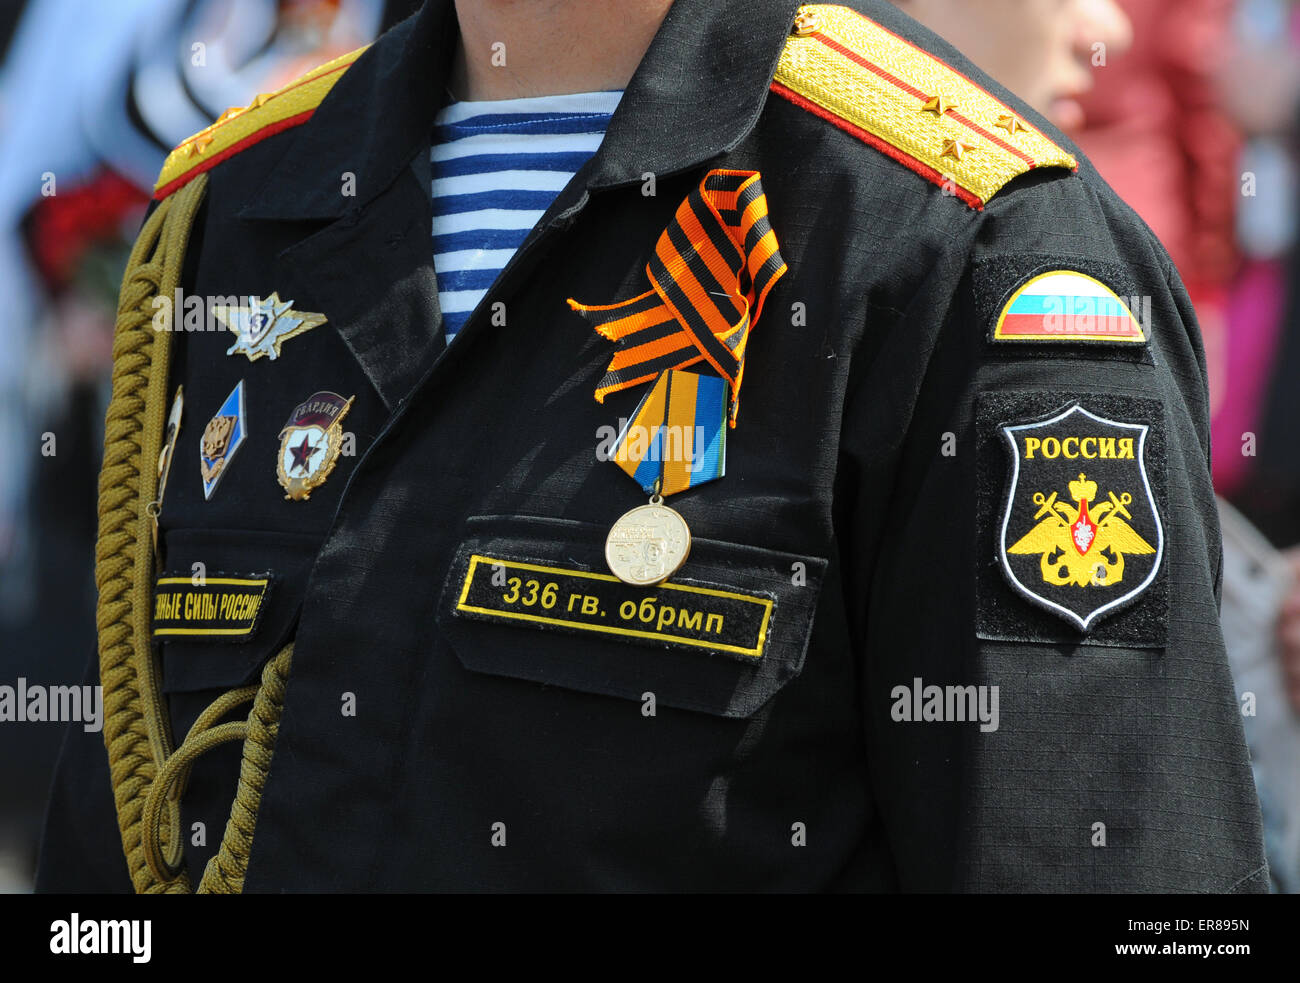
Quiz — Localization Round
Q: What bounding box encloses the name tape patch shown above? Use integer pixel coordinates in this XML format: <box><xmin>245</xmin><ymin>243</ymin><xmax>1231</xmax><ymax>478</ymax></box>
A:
<box><xmin>153</xmin><ymin>573</ymin><xmax>273</xmax><ymax>641</ymax></box>
<box><xmin>454</xmin><ymin>554</ymin><xmax>774</xmax><ymax>659</ymax></box>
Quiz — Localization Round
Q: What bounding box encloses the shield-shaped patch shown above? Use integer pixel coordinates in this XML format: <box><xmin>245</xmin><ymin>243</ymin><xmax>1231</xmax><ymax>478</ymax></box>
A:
<box><xmin>998</xmin><ymin>403</ymin><xmax>1164</xmax><ymax>631</ymax></box>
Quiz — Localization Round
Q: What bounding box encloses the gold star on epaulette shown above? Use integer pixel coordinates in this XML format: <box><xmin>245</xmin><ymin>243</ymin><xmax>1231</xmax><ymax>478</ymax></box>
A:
<box><xmin>921</xmin><ymin>95</ymin><xmax>957</xmax><ymax>116</ymax></box>
<box><xmin>772</xmin><ymin>4</ymin><xmax>1079</xmax><ymax>208</ymax></box>
<box><xmin>996</xmin><ymin>113</ymin><xmax>1026</xmax><ymax>136</ymax></box>
<box><xmin>940</xmin><ymin>138</ymin><xmax>974</xmax><ymax>161</ymax></box>
<box><xmin>793</xmin><ymin>10</ymin><xmax>821</xmax><ymax>35</ymax></box>
<box><xmin>154</xmin><ymin>43</ymin><xmax>369</xmax><ymax>200</ymax></box>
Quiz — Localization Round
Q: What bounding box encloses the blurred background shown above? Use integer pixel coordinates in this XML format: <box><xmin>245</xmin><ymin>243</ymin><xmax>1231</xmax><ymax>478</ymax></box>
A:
<box><xmin>0</xmin><ymin>0</ymin><xmax>1299</xmax><ymax>892</ymax></box>
<box><xmin>0</xmin><ymin>0</ymin><xmax>419</xmax><ymax>891</ymax></box>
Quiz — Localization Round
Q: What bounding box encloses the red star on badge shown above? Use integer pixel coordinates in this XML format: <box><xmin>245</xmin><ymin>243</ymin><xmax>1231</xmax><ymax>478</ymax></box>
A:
<box><xmin>289</xmin><ymin>432</ymin><xmax>317</xmax><ymax>474</ymax></box>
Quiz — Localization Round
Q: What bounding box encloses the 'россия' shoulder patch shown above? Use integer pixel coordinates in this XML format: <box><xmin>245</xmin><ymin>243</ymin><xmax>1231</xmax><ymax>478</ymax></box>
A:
<box><xmin>976</xmin><ymin>392</ymin><xmax>1167</xmax><ymax>647</ymax></box>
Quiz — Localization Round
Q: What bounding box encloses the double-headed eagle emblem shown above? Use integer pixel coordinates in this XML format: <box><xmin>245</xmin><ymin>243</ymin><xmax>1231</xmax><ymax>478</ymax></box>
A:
<box><xmin>1007</xmin><ymin>473</ymin><xmax>1154</xmax><ymax>587</ymax></box>
<box><xmin>998</xmin><ymin>403</ymin><xmax>1163</xmax><ymax>632</ymax></box>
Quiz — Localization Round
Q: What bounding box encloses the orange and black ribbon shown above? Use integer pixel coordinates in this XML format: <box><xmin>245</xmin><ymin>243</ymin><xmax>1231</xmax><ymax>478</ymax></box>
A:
<box><xmin>567</xmin><ymin>169</ymin><xmax>787</xmax><ymax>427</ymax></box>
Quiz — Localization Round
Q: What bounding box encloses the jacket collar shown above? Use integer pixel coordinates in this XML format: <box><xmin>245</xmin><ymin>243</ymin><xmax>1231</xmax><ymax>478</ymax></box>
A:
<box><xmin>585</xmin><ymin>0</ymin><xmax>804</xmax><ymax>188</ymax></box>
<box><xmin>241</xmin><ymin>0</ymin><xmax>804</xmax><ymax>221</ymax></box>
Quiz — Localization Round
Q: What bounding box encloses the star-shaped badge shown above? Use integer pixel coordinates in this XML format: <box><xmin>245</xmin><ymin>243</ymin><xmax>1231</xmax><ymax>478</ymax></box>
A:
<box><xmin>940</xmin><ymin>137</ymin><xmax>976</xmax><ymax>161</ymax></box>
<box><xmin>214</xmin><ymin>293</ymin><xmax>327</xmax><ymax>362</ymax></box>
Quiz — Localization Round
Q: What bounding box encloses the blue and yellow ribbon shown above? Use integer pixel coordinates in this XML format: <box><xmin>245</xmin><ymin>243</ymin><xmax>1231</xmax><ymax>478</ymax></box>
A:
<box><xmin>611</xmin><ymin>370</ymin><xmax>727</xmax><ymax>496</ymax></box>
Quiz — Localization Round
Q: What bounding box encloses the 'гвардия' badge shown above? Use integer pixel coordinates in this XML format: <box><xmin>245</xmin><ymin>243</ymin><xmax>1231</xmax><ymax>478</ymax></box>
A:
<box><xmin>275</xmin><ymin>391</ymin><xmax>354</xmax><ymax>501</ymax></box>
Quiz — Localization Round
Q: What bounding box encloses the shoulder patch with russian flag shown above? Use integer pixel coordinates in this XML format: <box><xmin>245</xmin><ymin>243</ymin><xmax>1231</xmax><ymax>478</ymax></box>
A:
<box><xmin>994</xmin><ymin>270</ymin><xmax>1146</xmax><ymax>344</ymax></box>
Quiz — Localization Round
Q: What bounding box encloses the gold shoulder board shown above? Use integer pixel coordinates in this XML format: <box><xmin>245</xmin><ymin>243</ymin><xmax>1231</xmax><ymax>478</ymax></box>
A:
<box><xmin>153</xmin><ymin>45</ymin><xmax>369</xmax><ymax>200</ymax></box>
<box><xmin>772</xmin><ymin>4</ymin><xmax>1077</xmax><ymax>209</ymax></box>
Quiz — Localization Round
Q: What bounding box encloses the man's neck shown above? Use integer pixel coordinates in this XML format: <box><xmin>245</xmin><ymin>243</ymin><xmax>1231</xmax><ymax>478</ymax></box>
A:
<box><xmin>450</xmin><ymin>0</ymin><xmax>673</xmax><ymax>101</ymax></box>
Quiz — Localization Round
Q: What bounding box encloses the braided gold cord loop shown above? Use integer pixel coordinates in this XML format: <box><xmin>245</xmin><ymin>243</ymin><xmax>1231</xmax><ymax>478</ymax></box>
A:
<box><xmin>99</xmin><ymin>174</ymin><xmax>298</xmax><ymax>895</ymax></box>
<box><xmin>97</xmin><ymin>175</ymin><xmax>208</xmax><ymax>893</ymax></box>
<box><xmin>91</xmin><ymin>51</ymin><xmax>372</xmax><ymax>891</ymax></box>
<box><xmin>199</xmin><ymin>644</ymin><xmax>294</xmax><ymax>894</ymax></box>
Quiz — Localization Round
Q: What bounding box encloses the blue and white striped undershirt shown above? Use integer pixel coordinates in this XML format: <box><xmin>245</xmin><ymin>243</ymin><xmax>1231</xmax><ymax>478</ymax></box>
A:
<box><xmin>430</xmin><ymin>90</ymin><xmax>623</xmax><ymax>341</ymax></box>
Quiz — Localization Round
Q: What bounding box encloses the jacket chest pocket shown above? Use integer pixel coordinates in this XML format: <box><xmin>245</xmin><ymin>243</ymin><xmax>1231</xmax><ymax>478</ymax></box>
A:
<box><xmin>435</xmin><ymin>514</ymin><xmax>827</xmax><ymax>718</ymax></box>
<box><xmin>156</xmin><ymin>527</ymin><xmax>318</xmax><ymax>697</ymax></box>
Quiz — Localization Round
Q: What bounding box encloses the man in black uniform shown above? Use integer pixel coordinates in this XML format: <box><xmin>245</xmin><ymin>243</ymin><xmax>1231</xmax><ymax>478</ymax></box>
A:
<box><xmin>38</xmin><ymin>0</ymin><xmax>1266</xmax><ymax>892</ymax></box>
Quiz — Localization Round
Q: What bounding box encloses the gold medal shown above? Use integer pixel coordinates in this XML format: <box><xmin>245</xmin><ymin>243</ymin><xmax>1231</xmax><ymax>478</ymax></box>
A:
<box><xmin>573</xmin><ymin>171</ymin><xmax>786</xmax><ymax>586</ymax></box>
<box><xmin>598</xmin><ymin>370</ymin><xmax>725</xmax><ymax>585</ymax></box>
<box><xmin>605</xmin><ymin>495</ymin><xmax>692</xmax><ymax>587</ymax></box>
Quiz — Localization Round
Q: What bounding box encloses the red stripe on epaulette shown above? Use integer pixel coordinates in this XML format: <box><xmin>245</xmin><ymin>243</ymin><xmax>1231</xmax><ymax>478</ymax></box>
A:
<box><xmin>810</xmin><ymin>31</ymin><xmax>1038</xmax><ymax>168</ymax></box>
<box><xmin>770</xmin><ymin>81</ymin><xmax>984</xmax><ymax>210</ymax></box>
<box><xmin>153</xmin><ymin>110</ymin><xmax>315</xmax><ymax>201</ymax></box>
<box><xmin>153</xmin><ymin>52</ymin><xmax>360</xmax><ymax>200</ymax></box>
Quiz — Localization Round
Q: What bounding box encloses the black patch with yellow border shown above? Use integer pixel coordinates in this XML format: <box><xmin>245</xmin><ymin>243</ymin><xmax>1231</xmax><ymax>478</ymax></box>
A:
<box><xmin>976</xmin><ymin>392</ymin><xmax>1168</xmax><ymax>647</ymax></box>
<box><xmin>974</xmin><ymin>255</ymin><xmax>1154</xmax><ymax>364</ymax></box>
<box><xmin>152</xmin><ymin>572</ymin><xmax>274</xmax><ymax>642</ymax></box>
<box><xmin>452</xmin><ymin>553</ymin><xmax>774</xmax><ymax>661</ymax></box>
<box><xmin>435</xmin><ymin>514</ymin><xmax>826</xmax><ymax>717</ymax></box>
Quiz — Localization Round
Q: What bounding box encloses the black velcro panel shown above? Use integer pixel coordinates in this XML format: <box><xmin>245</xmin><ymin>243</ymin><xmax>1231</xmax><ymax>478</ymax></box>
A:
<box><xmin>976</xmin><ymin>391</ymin><xmax>1169</xmax><ymax>648</ymax></box>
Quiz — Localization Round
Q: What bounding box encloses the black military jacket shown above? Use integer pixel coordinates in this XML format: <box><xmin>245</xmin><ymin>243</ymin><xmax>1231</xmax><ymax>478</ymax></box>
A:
<box><xmin>40</xmin><ymin>0</ymin><xmax>1267</xmax><ymax>892</ymax></box>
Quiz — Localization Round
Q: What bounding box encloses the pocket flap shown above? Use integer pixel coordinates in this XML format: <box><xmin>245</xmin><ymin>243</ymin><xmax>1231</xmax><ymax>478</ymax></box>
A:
<box><xmin>158</xmin><ymin>528</ymin><xmax>315</xmax><ymax>693</ymax></box>
<box><xmin>436</xmin><ymin>514</ymin><xmax>827</xmax><ymax>717</ymax></box>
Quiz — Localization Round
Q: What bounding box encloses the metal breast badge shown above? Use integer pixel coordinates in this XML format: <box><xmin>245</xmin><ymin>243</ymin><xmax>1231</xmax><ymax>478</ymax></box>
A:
<box><xmin>199</xmin><ymin>380</ymin><xmax>247</xmax><ymax>500</ymax></box>
<box><xmin>275</xmin><ymin>390</ymin><xmax>354</xmax><ymax>501</ymax></box>
<box><xmin>214</xmin><ymin>292</ymin><xmax>327</xmax><ymax>361</ymax></box>
<box><xmin>147</xmin><ymin>386</ymin><xmax>185</xmax><ymax>553</ymax></box>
